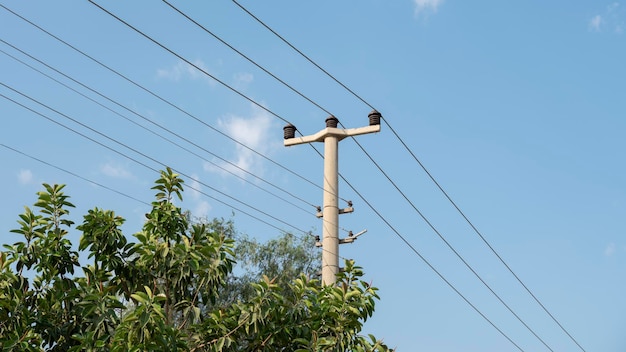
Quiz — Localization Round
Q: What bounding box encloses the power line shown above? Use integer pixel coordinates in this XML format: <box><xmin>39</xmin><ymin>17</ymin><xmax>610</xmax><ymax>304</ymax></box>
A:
<box><xmin>1</xmin><ymin>3</ymin><xmax>550</xmax><ymax>349</ymax></box>
<box><xmin>0</xmin><ymin>34</ymin><xmax>346</xmax><ymax>259</ymax></box>
<box><xmin>84</xmin><ymin>2</ymin><xmax>536</xmax><ymax>347</ymax></box>
<box><xmin>1</xmin><ymin>142</ymin><xmax>345</xmax><ymax>264</ymax></box>
<box><xmin>84</xmin><ymin>0</ymin><xmax>354</xmax><ymax>206</ymax></box>
<box><xmin>0</xmin><ymin>82</ymin><xmax>307</xmax><ymax>236</ymax></box>
<box><xmin>0</xmin><ymin>43</ymin><xmax>361</xmax><ymax>251</ymax></box>
<box><xmin>340</xmin><ymin>139</ymin><xmax>553</xmax><ymax>349</ymax></box>
<box><xmin>0</xmin><ymin>41</ymin><xmax>314</xmax><ymax>216</ymax></box>
<box><xmin>230</xmin><ymin>2</ymin><xmax>586</xmax><ymax>350</ymax></box>
<box><xmin>165</xmin><ymin>2</ymin><xmax>553</xmax><ymax>348</ymax></box>
<box><xmin>338</xmin><ymin>173</ymin><xmax>525</xmax><ymax>352</ymax></box>
<box><xmin>162</xmin><ymin>0</ymin><xmax>334</xmax><ymax>118</ymax></box>
<box><xmin>0</xmin><ymin>143</ymin><xmax>150</xmax><ymax>206</ymax></box>
<box><xmin>0</xmin><ymin>2</ymin><xmax>344</xmax><ymax>208</ymax></box>
<box><xmin>0</xmin><ymin>82</ymin><xmax>350</xmax><ymax>263</ymax></box>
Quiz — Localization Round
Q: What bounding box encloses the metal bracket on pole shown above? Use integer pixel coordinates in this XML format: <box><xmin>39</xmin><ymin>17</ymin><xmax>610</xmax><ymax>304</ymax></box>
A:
<box><xmin>339</xmin><ymin>229</ymin><xmax>368</xmax><ymax>244</ymax></box>
<box><xmin>314</xmin><ymin>235</ymin><xmax>322</xmax><ymax>248</ymax></box>
<box><xmin>316</xmin><ymin>202</ymin><xmax>354</xmax><ymax>218</ymax></box>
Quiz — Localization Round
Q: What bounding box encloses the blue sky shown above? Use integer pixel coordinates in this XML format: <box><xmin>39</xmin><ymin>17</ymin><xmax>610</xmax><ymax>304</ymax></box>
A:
<box><xmin>1</xmin><ymin>1</ymin><xmax>625</xmax><ymax>350</ymax></box>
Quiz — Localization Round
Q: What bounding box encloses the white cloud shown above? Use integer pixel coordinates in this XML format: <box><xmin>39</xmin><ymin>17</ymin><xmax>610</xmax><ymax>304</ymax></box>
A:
<box><xmin>605</xmin><ymin>243</ymin><xmax>616</xmax><ymax>256</ymax></box>
<box><xmin>589</xmin><ymin>15</ymin><xmax>603</xmax><ymax>32</ymax></box>
<box><xmin>194</xmin><ymin>200</ymin><xmax>212</xmax><ymax>219</ymax></box>
<box><xmin>17</xmin><ymin>169</ymin><xmax>33</xmax><ymax>185</ymax></box>
<box><xmin>589</xmin><ymin>2</ymin><xmax>624</xmax><ymax>33</ymax></box>
<box><xmin>208</xmin><ymin>106</ymin><xmax>274</xmax><ymax>179</ymax></box>
<box><xmin>233</xmin><ymin>72</ymin><xmax>254</xmax><ymax>88</ymax></box>
<box><xmin>414</xmin><ymin>0</ymin><xmax>444</xmax><ymax>16</ymax></box>
<box><xmin>100</xmin><ymin>162</ymin><xmax>133</xmax><ymax>179</ymax></box>
<box><xmin>157</xmin><ymin>59</ymin><xmax>215</xmax><ymax>84</ymax></box>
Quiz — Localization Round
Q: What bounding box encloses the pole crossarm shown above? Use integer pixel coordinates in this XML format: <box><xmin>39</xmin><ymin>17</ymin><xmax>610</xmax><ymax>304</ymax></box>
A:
<box><xmin>284</xmin><ymin>124</ymin><xmax>380</xmax><ymax>146</ymax></box>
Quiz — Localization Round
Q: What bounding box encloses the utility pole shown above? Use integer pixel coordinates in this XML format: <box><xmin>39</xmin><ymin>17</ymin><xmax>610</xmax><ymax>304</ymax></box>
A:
<box><xmin>283</xmin><ymin>111</ymin><xmax>381</xmax><ymax>285</ymax></box>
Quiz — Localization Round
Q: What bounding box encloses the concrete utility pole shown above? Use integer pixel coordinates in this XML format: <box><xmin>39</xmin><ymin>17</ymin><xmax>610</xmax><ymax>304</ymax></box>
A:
<box><xmin>283</xmin><ymin>111</ymin><xmax>381</xmax><ymax>285</ymax></box>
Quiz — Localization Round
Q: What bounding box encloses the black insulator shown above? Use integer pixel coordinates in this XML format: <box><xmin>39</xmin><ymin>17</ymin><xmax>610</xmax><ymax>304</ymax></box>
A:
<box><xmin>368</xmin><ymin>110</ymin><xmax>381</xmax><ymax>126</ymax></box>
<box><xmin>283</xmin><ymin>124</ymin><xmax>296</xmax><ymax>139</ymax></box>
<box><xmin>325</xmin><ymin>115</ymin><xmax>339</xmax><ymax>128</ymax></box>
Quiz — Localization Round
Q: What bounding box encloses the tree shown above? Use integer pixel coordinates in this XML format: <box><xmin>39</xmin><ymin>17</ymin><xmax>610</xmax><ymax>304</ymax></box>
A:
<box><xmin>0</xmin><ymin>168</ymin><xmax>392</xmax><ymax>351</ymax></box>
<box><xmin>212</xmin><ymin>227</ymin><xmax>321</xmax><ymax>307</ymax></box>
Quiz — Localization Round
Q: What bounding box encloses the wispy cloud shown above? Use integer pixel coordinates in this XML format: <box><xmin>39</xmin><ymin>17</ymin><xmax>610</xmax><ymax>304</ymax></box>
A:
<box><xmin>205</xmin><ymin>106</ymin><xmax>275</xmax><ymax>179</ymax></box>
<box><xmin>233</xmin><ymin>72</ymin><xmax>254</xmax><ymax>89</ymax></box>
<box><xmin>193</xmin><ymin>200</ymin><xmax>212</xmax><ymax>219</ymax></box>
<box><xmin>157</xmin><ymin>59</ymin><xmax>215</xmax><ymax>84</ymax></box>
<box><xmin>605</xmin><ymin>243</ymin><xmax>616</xmax><ymax>256</ymax></box>
<box><xmin>17</xmin><ymin>169</ymin><xmax>33</xmax><ymax>185</ymax></box>
<box><xmin>100</xmin><ymin>162</ymin><xmax>133</xmax><ymax>179</ymax></box>
<box><xmin>589</xmin><ymin>15</ymin><xmax>603</xmax><ymax>32</ymax></box>
<box><xmin>414</xmin><ymin>0</ymin><xmax>444</xmax><ymax>16</ymax></box>
<box><xmin>589</xmin><ymin>2</ymin><xmax>624</xmax><ymax>34</ymax></box>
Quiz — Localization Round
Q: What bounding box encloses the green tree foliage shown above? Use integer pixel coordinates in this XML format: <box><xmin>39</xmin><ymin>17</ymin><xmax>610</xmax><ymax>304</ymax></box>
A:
<box><xmin>212</xmin><ymin>229</ymin><xmax>321</xmax><ymax>307</ymax></box>
<box><xmin>0</xmin><ymin>168</ymin><xmax>392</xmax><ymax>351</ymax></box>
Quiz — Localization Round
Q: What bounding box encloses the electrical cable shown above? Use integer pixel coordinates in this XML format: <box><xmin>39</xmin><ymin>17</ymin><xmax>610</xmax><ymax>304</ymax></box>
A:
<box><xmin>84</xmin><ymin>0</ymin><xmax>352</xmax><ymax>206</ymax></box>
<box><xmin>0</xmin><ymin>42</ymin><xmax>314</xmax><ymax>216</ymax></box>
<box><xmin>0</xmin><ymin>144</ymin><xmax>341</xmax><ymax>264</ymax></box>
<box><xmin>338</xmin><ymin>174</ymin><xmax>525</xmax><ymax>352</ymax></box>
<box><xmin>230</xmin><ymin>2</ymin><xmax>586</xmax><ymax>350</ymax></box>
<box><xmin>80</xmin><ymin>3</ymin><xmax>536</xmax><ymax>347</ymax></box>
<box><xmin>0</xmin><ymin>143</ymin><xmax>150</xmax><ymax>206</ymax></box>
<box><xmin>342</xmin><ymin>123</ymin><xmax>553</xmax><ymax>350</ymax></box>
<box><xmin>0</xmin><ymin>42</ymin><xmax>355</xmax><ymax>249</ymax></box>
<box><xmin>0</xmin><ymin>82</ymin><xmax>307</xmax><ymax>236</ymax></box>
<box><xmin>0</xmin><ymin>2</ymin><xmax>342</xmax><ymax>207</ymax></box>
<box><xmin>164</xmin><ymin>2</ymin><xmax>553</xmax><ymax>349</ymax></box>
<box><xmin>1</xmin><ymin>84</ymin><xmax>346</xmax><ymax>264</ymax></box>
<box><xmin>162</xmin><ymin>0</ymin><xmax>335</xmax><ymax>119</ymax></box>
<box><xmin>1</xmin><ymin>4</ymin><xmax>536</xmax><ymax>348</ymax></box>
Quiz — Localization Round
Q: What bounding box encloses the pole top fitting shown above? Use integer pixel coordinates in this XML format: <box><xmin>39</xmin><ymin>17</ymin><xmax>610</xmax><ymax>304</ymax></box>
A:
<box><xmin>368</xmin><ymin>110</ymin><xmax>381</xmax><ymax>126</ymax></box>
<box><xmin>325</xmin><ymin>115</ymin><xmax>339</xmax><ymax>128</ymax></box>
<box><xmin>283</xmin><ymin>123</ymin><xmax>297</xmax><ymax>139</ymax></box>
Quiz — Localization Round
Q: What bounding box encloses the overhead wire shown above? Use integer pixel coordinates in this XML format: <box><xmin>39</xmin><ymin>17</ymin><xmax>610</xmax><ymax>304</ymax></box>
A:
<box><xmin>230</xmin><ymin>2</ymin><xmax>586</xmax><ymax>351</ymax></box>
<box><xmin>1</xmin><ymin>3</ymin><xmax>540</xmax><ymax>348</ymax></box>
<box><xmin>162</xmin><ymin>0</ymin><xmax>335</xmax><ymax>119</ymax></box>
<box><xmin>3</xmin><ymin>89</ymin><xmax>502</xmax><ymax>347</ymax></box>
<box><xmin>0</xmin><ymin>82</ymin><xmax>346</xmax><ymax>264</ymax></box>
<box><xmin>0</xmin><ymin>2</ymin><xmax>343</xmax><ymax>207</ymax></box>
<box><xmin>338</xmin><ymin>174</ymin><xmax>524</xmax><ymax>352</ymax></box>
<box><xmin>0</xmin><ymin>143</ymin><xmax>150</xmax><ymax>207</ymax></box>
<box><xmin>0</xmin><ymin>4</ymin><xmax>353</xmax><ymax>262</ymax></box>
<box><xmin>83</xmin><ymin>0</ymin><xmax>350</xmax><ymax>206</ymax></box>
<box><xmin>165</xmin><ymin>2</ymin><xmax>553</xmax><ymax>349</ymax></box>
<box><xmin>0</xmin><ymin>141</ymin><xmax>344</xmax><ymax>263</ymax></box>
<box><xmin>0</xmin><ymin>39</ymin><xmax>355</xmax><ymax>253</ymax></box>
<box><xmin>0</xmin><ymin>41</ymin><xmax>313</xmax><ymax>216</ymax></box>
<box><xmin>0</xmin><ymin>82</ymin><xmax>307</xmax><ymax>235</ymax></box>
<box><xmin>82</xmin><ymin>2</ymin><xmax>537</xmax><ymax>348</ymax></box>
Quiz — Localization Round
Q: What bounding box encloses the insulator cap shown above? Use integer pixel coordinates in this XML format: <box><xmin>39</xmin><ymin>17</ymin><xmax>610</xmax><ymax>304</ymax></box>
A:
<box><xmin>368</xmin><ymin>110</ymin><xmax>381</xmax><ymax>126</ymax></box>
<box><xmin>325</xmin><ymin>115</ymin><xmax>339</xmax><ymax>128</ymax></box>
<box><xmin>283</xmin><ymin>124</ymin><xmax>296</xmax><ymax>139</ymax></box>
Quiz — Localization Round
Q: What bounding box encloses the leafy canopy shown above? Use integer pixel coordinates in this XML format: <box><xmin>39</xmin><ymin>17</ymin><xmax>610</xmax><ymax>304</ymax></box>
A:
<box><xmin>0</xmin><ymin>168</ymin><xmax>392</xmax><ymax>351</ymax></box>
